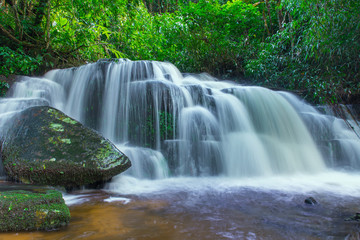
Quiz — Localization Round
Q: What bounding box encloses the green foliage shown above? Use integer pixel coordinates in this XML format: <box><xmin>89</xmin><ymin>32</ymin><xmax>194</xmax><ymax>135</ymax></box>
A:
<box><xmin>0</xmin><ymin>0</ymin><xmax>358</xmax><ymax>104</ymax></box>
<box><xmin>0</xmin><ymin>81</ymin><xmax>10</xmax><ymax>97</ymax></box>
<box><xmin>0</xmin><ymin>46</ymin><xmax>42</xmax><ymax>96</ymax></box>
<box><xmin>117</xmin><ymin>3</ymin><xmax>167</xmax><ymax>61</ymax></box>
<box><xmin>0</xmin><ymin>47</ymin><xmax>43</xmax><ymax>76</ymax></box>
<box><xmin>0</xmin><ymin>0</ymin><xmax>266</xmax><ymax>78</ymax></box>
<box><xmin>246</xmin><ymin>0</ymin><xmax>360</xmax><ymax>103</ymax></box>
<box><xmin>170</xmin><ymin>0</ymin><xmax>262</xmax><ymax>75</ymax></box>
<box><xmin>49</xmin><ymin>0</ymin><xmax>128</xmax><ymax>62</ymax></box>
<box><xmin>119</xmin><ymin>0</ymin><xmax>262</xmax><ymax>76</ymax></box>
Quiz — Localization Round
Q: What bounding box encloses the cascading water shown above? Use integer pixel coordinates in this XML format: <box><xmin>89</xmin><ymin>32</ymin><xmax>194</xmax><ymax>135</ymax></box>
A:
<box><xmin>1</xmin><ymin>59</ymin><xmax>360</xmax><ymax>180</ymax></box>
<box><xmin>2</xmin><ymin>59</ymin><xmax>360</xmax><ymax>240</ymax></box>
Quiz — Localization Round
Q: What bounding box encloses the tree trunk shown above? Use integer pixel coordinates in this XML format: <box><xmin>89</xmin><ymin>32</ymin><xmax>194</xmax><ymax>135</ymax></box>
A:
<box><xmin>45</xmin><ymin>0</ymin><xmax>51</xmax><ymax>49</ymax></box>
<box><xmin>262</xmin><ymin>7</ymin><xmax>270</xmax><ymax>37</ymax></box>
<box><xmin>276</xmin><ymin>0</ymin><xmax>284</xmax><ymax>31</ymax></box>
<box><xmin>265</xmin><ymin>0</ymin><xmax>273</xmax><ymax>34</ymax></box>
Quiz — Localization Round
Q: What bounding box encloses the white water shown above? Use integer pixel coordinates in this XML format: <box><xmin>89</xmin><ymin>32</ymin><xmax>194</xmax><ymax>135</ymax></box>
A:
<box><xmin>105</xmin><ymin>171</ymin><xmax>360</xmax><ymax>197</ymax></box>
<box><xmin>1</xmin><ymin>59</ymin><xmax>360</xmax><ymax>196</ymax></box>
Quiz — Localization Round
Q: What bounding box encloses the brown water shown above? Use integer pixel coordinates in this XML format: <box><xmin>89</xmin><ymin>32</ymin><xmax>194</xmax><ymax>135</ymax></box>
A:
<box><xmin>0</xmin><ymin>186</ymin><xmax>359</xmax><ymax>240</ymax></box>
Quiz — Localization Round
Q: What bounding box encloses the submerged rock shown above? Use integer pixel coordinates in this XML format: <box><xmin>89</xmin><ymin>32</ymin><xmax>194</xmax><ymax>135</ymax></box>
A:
<box><xmin>0</xmin><ymin>106</ymin><xmax>131</xmax><ymax>188</ymax></box>
<box><xmin>0</xmin><ymin>189</ymin><xmax>70</xmax><ymax>231</ymax></box>
<box><xmin>304</xmin><ymin>197</ymin><xmax>318</xmax><ymax>205</ymax></box>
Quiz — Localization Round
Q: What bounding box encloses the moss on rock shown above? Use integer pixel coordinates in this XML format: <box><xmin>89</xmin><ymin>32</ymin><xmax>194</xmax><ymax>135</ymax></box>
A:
<box><xmin>1</xmin><ymin>106</ymin><xmax>131</xmax><ymax>188</ymax></box>
<box><xmin>0</xmin><ymin>189</ymin><xmax>70</xmax><ymax>231</ymax></box>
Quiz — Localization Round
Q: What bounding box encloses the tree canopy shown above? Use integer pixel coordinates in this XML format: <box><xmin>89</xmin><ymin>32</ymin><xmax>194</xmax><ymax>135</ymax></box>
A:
<box><xmin>0</xmin><ymin>0</ymin><xmax>359</xmax><ymax>103</ymax></box>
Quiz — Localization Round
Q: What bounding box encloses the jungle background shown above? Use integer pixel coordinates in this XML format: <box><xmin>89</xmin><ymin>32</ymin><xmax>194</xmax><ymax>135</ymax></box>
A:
<box><xmin>0</xmin><ymin>0</ymin><xmax>359</xmax><ymax>104</ymax></box>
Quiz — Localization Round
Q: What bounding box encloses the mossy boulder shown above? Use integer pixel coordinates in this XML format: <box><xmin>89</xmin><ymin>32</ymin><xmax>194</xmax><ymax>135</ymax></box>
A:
<box><xmin>0</xmin><ymin>189</ymin><xmax>70</xmax><ymax>231</ymax></box>
<box><xmin>0</xmin><ymin>106</ymin><xmax>131</xmax><ymax>188</ymax></box>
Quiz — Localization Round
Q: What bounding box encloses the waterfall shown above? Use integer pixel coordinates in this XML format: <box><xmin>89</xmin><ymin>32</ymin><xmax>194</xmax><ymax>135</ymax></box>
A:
<box><xmin>1</xmin><ymin>59</ymin><xmax>360</xmax><ymax>179</ymax></box>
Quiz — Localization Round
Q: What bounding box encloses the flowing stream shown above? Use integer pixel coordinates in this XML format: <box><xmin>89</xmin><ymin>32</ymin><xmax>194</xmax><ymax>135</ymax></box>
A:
<box><xmin>0</xmin><ymin>59</ymin><xmax>360</xmax><ymax>239</ymax></box>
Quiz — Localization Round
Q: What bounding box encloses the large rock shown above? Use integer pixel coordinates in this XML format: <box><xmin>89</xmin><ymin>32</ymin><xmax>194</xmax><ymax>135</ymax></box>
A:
<box><xmin>0</xmin><ymin>189</ymin><xmax>70</xmax><ymax>231</ymax></box>
<box><xmin>0</xmin><ymin>106</ymin><xmax>131</xmax><ymax>188</ymax></box>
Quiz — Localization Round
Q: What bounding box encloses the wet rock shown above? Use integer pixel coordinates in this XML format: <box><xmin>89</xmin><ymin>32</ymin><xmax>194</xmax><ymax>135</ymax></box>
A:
<box><xmin>345</xmin><ymin>213</ymin><xmax>360</xmax><ymax>222</ymax></box>
<box><xmin>304</xmin><ymin>197</ymin><xmax>318</xmax><ymax>205</ymax></box>
<box><xmin>128</xmin><ymin>80</ymin><xmax>183</xmax><ymax>148</ymax></box>
<box><xmin>1</xmin><ymin>106</ymin><xmax>131</xmax><ymax>188</ymax></box>
<box><xmin>344</xmin><ymin>232</ymin><xmax>360</xmax><ymax>240</ymax></box>
<box><xmin>0</xmin><ymin>189</ymin><xmax>70</xmax><ymax>231</ymax></box>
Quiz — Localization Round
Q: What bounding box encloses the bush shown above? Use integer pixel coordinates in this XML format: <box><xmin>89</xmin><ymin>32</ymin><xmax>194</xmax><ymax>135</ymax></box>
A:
<box><xmin>245</xmin><ymin>0</ymin><xmax>360</xmax><ymax>104</ymax></box>
<box><xmin>0</xmin><ymin>47</ymin><xmax>43</xmax><ymax>77</ymax></box>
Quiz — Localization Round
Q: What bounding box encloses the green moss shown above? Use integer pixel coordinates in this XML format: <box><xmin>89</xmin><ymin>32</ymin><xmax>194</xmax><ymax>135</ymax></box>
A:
<box><xmin>48</xmin><ymin>136</ymin><xmax>71</xmax><ymax>145</ymax></box>
<box><xmin>49</xmin><ymin>123</ymin><xmax>64</xmax><ymax>132</ymax></box>
<box><xmin>48</xmin><ymin>137</ymin><xmax>57</xmax><ymax>145</ymax></box>
<box><xmin>47</xmin><ymin>109</ymin><xmax>78</xmax><ymax>125</ymax></box>
<box><xmin>47</xmin><ymin>108</ymin><xmax>58</xmax><ymax>116</ymax></box>
<box><xmin>60</xmin><ymin>138</ymin><xmax>71</xmax><ymax>144</ymax></box>
<box><xmin>95</xmin><ymin>142</ymin><xmax>129</xmax><ymax>170</ymax></box>
<box><xmin>4</xmin><ymin>157</ymin><xmax>131</xmax><ymax>188</ymax></box>
<box><xmin>95</xmin><ymin>142</ymin><xmax>112</xmax><ymax>160</ymax></box>
<box><xmin>62</xmin><ymin>117</ymin><xmax>77</xmax><ymax>125</ymax></box>
<box><xmin>0</xmin><ymin>189</ymin><xmax>70</xmax><ymax>231</ymax></box>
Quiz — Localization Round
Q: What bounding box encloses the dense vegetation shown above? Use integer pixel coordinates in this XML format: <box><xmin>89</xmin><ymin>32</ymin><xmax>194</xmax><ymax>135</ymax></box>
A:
<box><xmin>0</xmin><ymin>0</ymin><xmax>359</xmax><ymax>103</ymax></box>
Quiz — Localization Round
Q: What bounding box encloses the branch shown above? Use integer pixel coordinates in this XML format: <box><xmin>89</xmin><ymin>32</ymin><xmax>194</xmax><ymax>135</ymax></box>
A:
<box><xmin>64</xmin><ymin>45</ymin><xmax>86</xmax><ymax>56</ymax></box>
<box><xmin>51</xmin><ymin>45</ymin><xmax>87</xmax><ymax>62</ymax></box>
<box><xmin>0</xmin><ymin>23</ymin><xmax>37</xmax><ymax>47</ymax></box>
